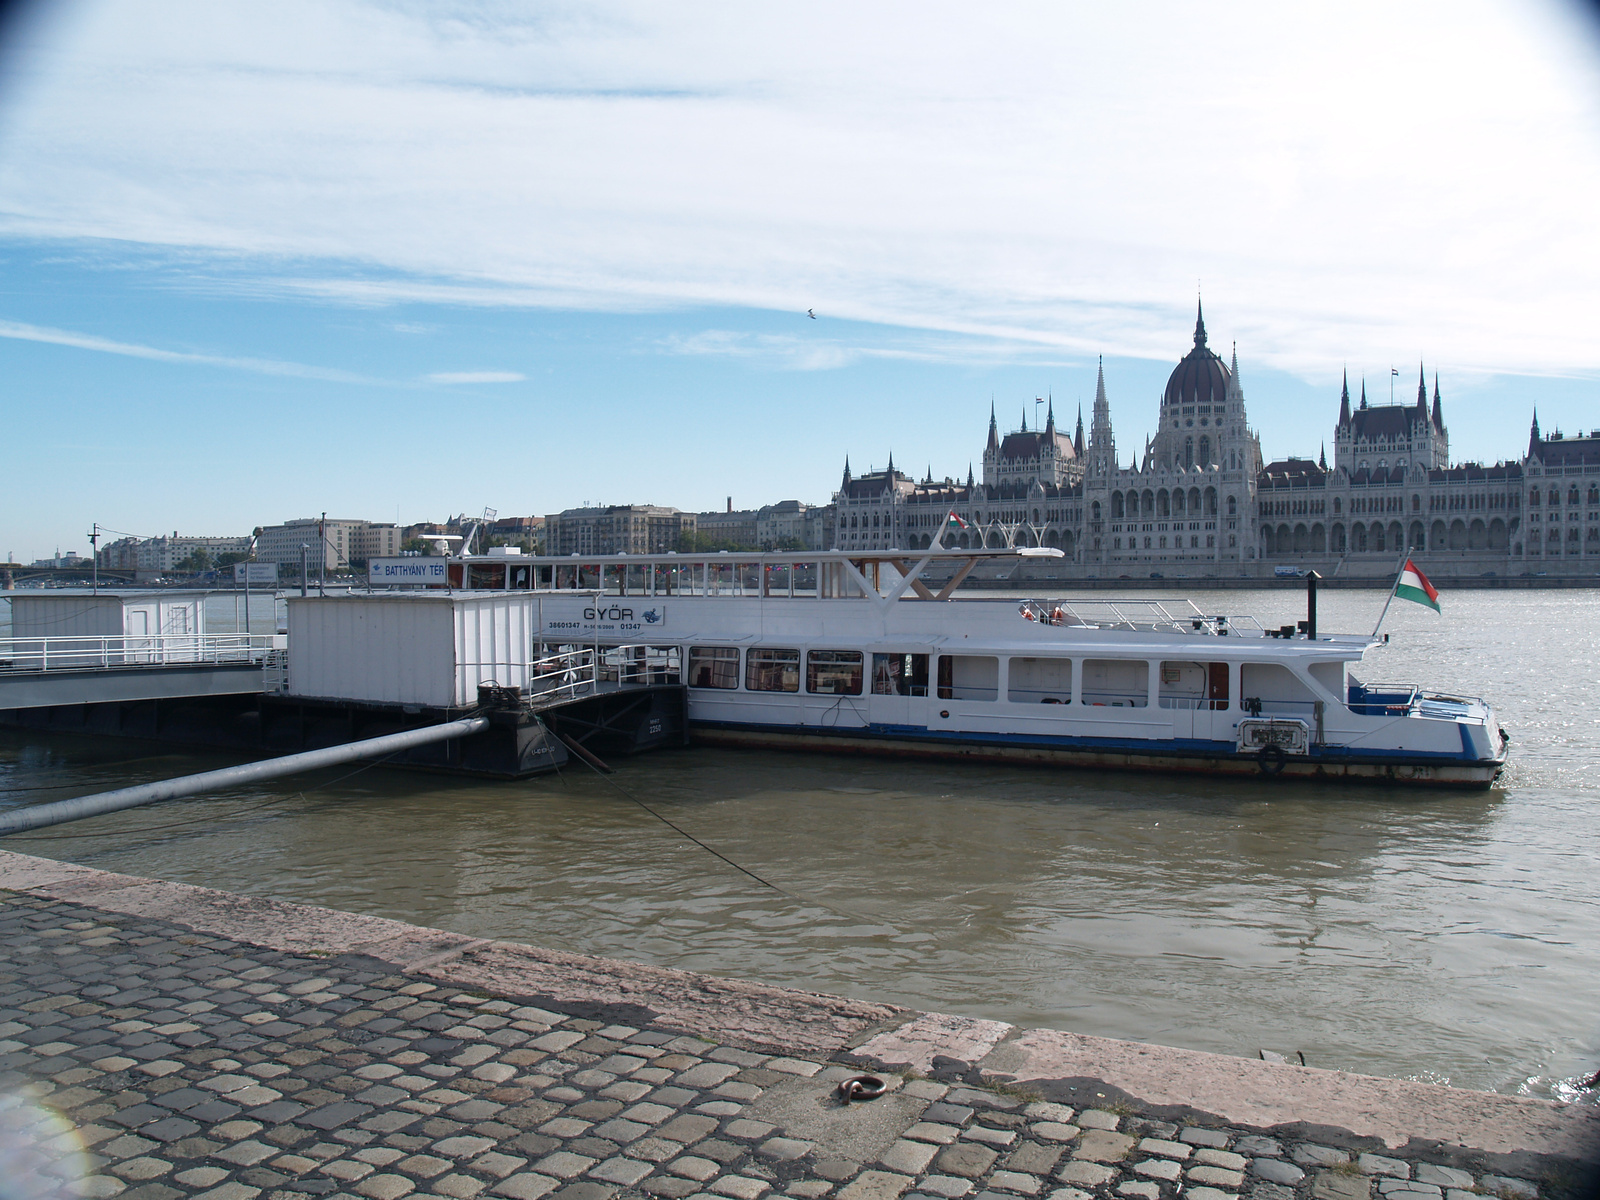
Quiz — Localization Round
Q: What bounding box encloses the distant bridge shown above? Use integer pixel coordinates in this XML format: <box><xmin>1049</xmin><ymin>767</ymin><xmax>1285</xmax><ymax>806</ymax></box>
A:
<box><xmin>1</xmin><ymin>565</ymin><xmax>140</xmax><ymax>588</ymax></box>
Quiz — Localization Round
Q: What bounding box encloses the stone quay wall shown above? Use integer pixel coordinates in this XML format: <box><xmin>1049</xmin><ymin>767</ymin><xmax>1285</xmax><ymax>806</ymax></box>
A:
<box><xmin>0</xmin><ymin>849</ymin><xmax>1594</xmax><ymax>1200</ymax></box>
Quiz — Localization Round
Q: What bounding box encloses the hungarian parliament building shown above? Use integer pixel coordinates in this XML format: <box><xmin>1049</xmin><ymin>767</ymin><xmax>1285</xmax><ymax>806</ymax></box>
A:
<box><xmin>831</xmin><ymin>304</ymin><xmax>1599</xmax><ymax>570</ymax></box>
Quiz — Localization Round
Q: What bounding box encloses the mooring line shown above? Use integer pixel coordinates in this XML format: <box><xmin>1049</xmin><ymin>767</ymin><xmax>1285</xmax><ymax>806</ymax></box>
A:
<box><xmin>553</xmin><ymin>731</ymin><xmax>893</xmax><ymax>928</ymax></box>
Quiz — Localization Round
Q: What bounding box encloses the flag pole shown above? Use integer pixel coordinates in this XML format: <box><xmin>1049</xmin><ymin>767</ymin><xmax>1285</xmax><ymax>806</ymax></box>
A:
<box><xmin>1370</xmin><ymin>548</ymin><xmax>1410</xmax><ymax>639</ymax></box>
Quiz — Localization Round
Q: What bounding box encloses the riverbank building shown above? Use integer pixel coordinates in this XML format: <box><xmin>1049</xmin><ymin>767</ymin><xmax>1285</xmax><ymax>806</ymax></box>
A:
<box><xmin>830</xmin><ymin>302</ymin><xmax>1598</xmax><ymax>573</ymax></box>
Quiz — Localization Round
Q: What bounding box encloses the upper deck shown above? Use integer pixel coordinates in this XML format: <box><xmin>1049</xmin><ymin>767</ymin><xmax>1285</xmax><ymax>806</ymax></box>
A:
<box><xmin>366</xmin><ymin>547</ymin><xmax>1375</xmax><ymax>656</ymax></box>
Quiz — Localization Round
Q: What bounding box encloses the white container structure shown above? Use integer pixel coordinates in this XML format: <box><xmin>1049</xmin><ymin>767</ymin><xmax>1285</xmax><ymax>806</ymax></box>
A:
<box><xmin>285</xmin><ymin>592</ymin><xmax>537</xmax><ymax>709</ymax></box>
<box><xmin>5</xmin><ymin>591</ymin><xmax>207</xmax><ymax>667</ymax></box>
<box><xmin>9</xmin><ymin>591</ymin><xmax>205</xmax><ymax>640</ymax></box>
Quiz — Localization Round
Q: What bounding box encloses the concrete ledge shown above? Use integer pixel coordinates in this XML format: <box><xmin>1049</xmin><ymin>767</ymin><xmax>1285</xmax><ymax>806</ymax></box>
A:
<box><xmin>1</xmin><ymin>847</ymin><xmax>1594</xmax><ymax>1171</ymax></box>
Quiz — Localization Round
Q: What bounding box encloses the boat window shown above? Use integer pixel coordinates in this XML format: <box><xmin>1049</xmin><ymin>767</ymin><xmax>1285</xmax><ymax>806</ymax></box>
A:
<box><xmin>936</xmin><ymin>655</ymin><xmax>998</xmax><ymax>701</ymax></box>
<box><xmin>1159</xmin><ymin>661</ymin><xmax>1228</xmax><ymax>710</ymax></box>
<box><xmin>1308</xmin><ymin>661</ymin><xmax>1346</xmax><ymax>700</ymax></box>
<box><xmin>746</xmin><ymin>648</ymin><xmax>800</xmax><ymax>693</ymax></box>
<box><xmin>468</xmin><ymin>564</ymin><xmax>506</xmax><ymax>589</ymax></box>
<box><xmin>689</xmin><ymin>646</ymin><xmax>739</xmax><ymax>689</ymax></box>
<box><xmin>1240</xmin><ymin>663</ymin><xmax>1317</xmax><ymax>718</ymax></box>
<box><xmin>601</xmin><ymin>645</ymin><xmax>680</xmax><ymax>685</ymax></box>
<box><xmin>1008</xmin><ymin>657</ymin><xmax>1072</xmax><ymax>704</ymax></box>
<box><xmin>647</xmin><ymin>645</ymin><xmax>681</xmax><ymax>684</ymax></box>
<box><xmin>1082</xmin><ymin>659</ymin><xmax>1149</xmax><ymax>708</ymax></box>
<box><xmin>807</xmin><ymin>650</ymin><xmax>863</xmax><ymax>695</ymax></box>
<box><xmin>872</xmin><ymin>653</ymin><xmax>929</xmax><ymax>697</ymax></box>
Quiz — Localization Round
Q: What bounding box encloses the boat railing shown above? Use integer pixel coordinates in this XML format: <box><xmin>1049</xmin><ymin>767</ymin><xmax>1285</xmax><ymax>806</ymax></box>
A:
<box><xmin>1021</xmin><ymin>599</ymin><xmax>1266</xmax><ymax>638</ymax></box>
<box><xmin>1347</xmin><ymin>683</ymin><xmax>1422</xmax><ymax>716</ymax></box>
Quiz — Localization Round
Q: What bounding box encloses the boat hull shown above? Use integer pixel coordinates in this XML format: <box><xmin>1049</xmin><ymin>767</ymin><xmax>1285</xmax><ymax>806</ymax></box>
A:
<box><xmin>690</xmin><ymin>720</ymin><xmax>1507</xmax><ymax>788</ymax></box>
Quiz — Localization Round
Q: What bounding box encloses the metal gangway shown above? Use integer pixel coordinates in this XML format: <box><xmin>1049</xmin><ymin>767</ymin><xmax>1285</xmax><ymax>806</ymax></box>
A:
<box><xmin>462</xmin><ymin>644</ymin><xmax>682</xmax><ymax>713</ymax></box>
<box><xmin>0</xmin><ymin>633</ymin><xmax>281</xmax><ymax>708</ymax></box>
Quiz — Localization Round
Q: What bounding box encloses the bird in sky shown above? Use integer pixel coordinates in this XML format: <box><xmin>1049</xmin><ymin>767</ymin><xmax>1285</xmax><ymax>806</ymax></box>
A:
<box><xmin>807</xmin><ymin>309</ymin><xmax>816</xmax><ymax>319</ymax></box>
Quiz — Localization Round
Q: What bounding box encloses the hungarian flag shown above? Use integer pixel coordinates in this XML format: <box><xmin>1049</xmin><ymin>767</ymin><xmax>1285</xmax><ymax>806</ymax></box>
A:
<box><xmin>946</xmin><ymin>511</ymin><xmax>969</xmax><ymax>529</ymax></box>
<box><xmin>1395</xmin><ymin>559</ymin><xmax>1440</xmax><ymax>612</ymax></box>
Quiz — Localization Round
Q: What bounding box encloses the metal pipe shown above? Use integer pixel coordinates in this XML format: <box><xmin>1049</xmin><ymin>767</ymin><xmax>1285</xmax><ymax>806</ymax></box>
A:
<box><xmin>0</xmin><ymin>716</ymin><xmax>489</xmax><ymax>836</ymax></box>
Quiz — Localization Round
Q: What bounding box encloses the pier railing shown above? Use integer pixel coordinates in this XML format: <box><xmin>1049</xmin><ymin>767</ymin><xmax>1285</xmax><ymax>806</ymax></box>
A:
<box><xmin>0</xmin><ymin>634</ymin><xmax>280</xmax><ymax>675</ymax></box>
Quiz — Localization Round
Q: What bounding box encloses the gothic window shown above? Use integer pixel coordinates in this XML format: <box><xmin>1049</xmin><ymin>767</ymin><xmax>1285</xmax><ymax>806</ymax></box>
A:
<box><xmin>1184</xmin><ymin>437</ymin><xmax>1194</xmax><ymax>468</ymax></box>
<box><xmin>1413</xmin><ymin>495</ymin><xmax>1421</xmax><ymax>512</ymax></box>
<box><xmin>1530</xmin><ymin>489</ymin><xmax>1540</xmax><ymax>505</ymax></box>
<box><xmin>1228</xmin><ymin>495</ymin><xmax>1237</xmax><ymax>517</ymax></box>
<box><xmin>1198</xmin><ymin>436</ymin><xmax>1210</xmax><ymax>466</ymax></box>
<box><xmin>1570</xmin><ymin>486</ymin><xmax>1581</xmax><ymax>506</ymax></box>
<box><xmin>1550</xmin><ymin>489</ymin><xmax>1560</xmax><ymax>506</ymax></box>
<box><xmin>1092</xmin><ymin>501</ymin><xmax>1101</xmax><ymax>520</ymax></box>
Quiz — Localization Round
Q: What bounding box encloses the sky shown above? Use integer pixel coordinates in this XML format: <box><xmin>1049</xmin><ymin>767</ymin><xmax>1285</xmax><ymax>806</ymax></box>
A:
<box><xmin>3</xmin><ymin>1</ymin><xmax>1600</xmax><ymax>562</ymax></box>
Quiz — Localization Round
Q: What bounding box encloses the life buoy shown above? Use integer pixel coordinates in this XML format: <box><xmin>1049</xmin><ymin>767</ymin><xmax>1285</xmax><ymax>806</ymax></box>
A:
<box><xmin>1023</xmin><ymin>609</ymin><xmax>1037</xmax><ymax>621</ymax></box>
<box><xmin>1257</xmin><ymin>745</ymin><xmax>1287</xmax><ymax>776</ymax></box>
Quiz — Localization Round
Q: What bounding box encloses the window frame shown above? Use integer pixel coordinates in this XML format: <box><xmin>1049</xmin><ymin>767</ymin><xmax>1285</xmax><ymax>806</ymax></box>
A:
<box><xmin>745</xmin><ymin>647</ymin><xmax>801</xmax><ymax>693</ymax></box>
<box><xmin>806</xmin><ymin>649</ymin><xmax>864</xmax><ymax>696</ymax></box>
<box><xmin>688</xmin><ymin>646</ymin><xmax>740</xmax><ymax>690</ymax></box>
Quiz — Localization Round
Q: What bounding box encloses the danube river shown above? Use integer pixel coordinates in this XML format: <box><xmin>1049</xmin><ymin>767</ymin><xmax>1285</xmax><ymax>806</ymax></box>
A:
<box><xmin>1</xmin><ymin>587</ymin><xmax>1596</xmax><ymax>1103</ymax></box>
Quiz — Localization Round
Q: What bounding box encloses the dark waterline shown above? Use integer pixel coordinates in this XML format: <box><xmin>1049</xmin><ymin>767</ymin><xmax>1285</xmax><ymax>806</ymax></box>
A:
<box><xmin>1</xmin><ymin>587</ymin><xmax>1596</xmax><ymax>1103</ymax></box>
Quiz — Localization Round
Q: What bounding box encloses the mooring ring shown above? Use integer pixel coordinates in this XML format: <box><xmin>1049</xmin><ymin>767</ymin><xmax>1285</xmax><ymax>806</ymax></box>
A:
<box><xmin>837</xmin><ymin>1075</ymin><xmax>888</xmax><ymax>1103</ymax></box>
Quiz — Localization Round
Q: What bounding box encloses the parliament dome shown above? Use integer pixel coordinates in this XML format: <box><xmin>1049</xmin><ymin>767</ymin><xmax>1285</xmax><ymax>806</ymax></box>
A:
<box><xmin>1164</xmin><ymin>302</ymin><xmax>1231</xmax><ymax>408</ymax></box>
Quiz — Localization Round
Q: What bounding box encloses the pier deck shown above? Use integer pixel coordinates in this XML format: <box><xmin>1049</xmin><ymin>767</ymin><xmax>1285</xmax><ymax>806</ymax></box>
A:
<box><xmin>0</xmin><ymin>851</ymin><xmax>1595</xmax><ymax>1200</ymax></box>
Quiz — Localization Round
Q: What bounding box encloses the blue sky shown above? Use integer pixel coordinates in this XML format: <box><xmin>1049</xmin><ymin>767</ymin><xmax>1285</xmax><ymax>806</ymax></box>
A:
<box><xmin>3</xmin><ymin>2</ymin><xmax>1600</xmax><ymax>561</ymax></box>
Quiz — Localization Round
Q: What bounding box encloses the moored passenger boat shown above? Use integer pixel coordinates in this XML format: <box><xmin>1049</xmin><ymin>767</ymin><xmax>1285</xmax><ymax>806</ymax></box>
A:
<box><xmin>370</xmin><ymin>545</ymin><xmax>1509</xmax><ymax>787</ymax></box>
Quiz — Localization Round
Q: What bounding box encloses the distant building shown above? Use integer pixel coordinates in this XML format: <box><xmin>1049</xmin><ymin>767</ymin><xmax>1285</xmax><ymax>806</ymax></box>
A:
<box><xmin>756</xmin><ymin>500</ymin><xmax>833</xmax><ymax>550</ymax></box>
<box><xmin>255</xmin><ymin>519</ymin><xmax>400</xmax><ymax>573</ymax></box>
<box><xmin>543</xmin><ymin>505</ymin><xmax>696</xmax><ymax>556</ymax></box>
<box><xmin>96</xmin><ymin>533</ymin><xmax>250</xmax><ymax>572</ymax></box>
<box><xmin>31</xmin><ymin>550</ymin><xmax>89</xmax><ymax>568</ymax></box>
<box><xmin>487</xmin><ymin>515</ymin><xmax>543</xmax><ymax>551</ymax></box>
<box><xmin>829</xmin><ymin>300</ymin><xmax>1600</xmax><ymax>570</ymax></box>
<box><xmin>696</xmin><ymin>506</ymin><xmax>760</xmax><ymax>548</ymax></box>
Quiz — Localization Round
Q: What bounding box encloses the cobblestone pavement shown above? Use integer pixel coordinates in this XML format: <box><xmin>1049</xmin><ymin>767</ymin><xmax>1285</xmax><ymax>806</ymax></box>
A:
<box><xmin>0</xmin><ymin>892</ymin><xmax>1576</xmax><ymax>1200</ymax></box>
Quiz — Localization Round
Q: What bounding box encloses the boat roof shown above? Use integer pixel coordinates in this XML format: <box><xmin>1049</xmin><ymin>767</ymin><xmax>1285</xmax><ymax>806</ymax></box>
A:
<box><xmin>455</xmin><ymin>547</ymin><xmax>1065</xmax><ymax>566</ymax></box>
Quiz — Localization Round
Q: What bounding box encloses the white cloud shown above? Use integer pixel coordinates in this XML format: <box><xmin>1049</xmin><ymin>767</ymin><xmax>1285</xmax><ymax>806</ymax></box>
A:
<box><xmin>0</xmin><ymin>318</ymin><xmax>375</xmax><ymax>382</ymax></box>
<box><xmin>426</xmin><ymin>370</ymin><xmax>526</xmax><ymax>383</ymax></box>
<box><xmin>1</xmin><ymin>1</ymin><xmax>1599</xmax><ymax>377</ymax></box>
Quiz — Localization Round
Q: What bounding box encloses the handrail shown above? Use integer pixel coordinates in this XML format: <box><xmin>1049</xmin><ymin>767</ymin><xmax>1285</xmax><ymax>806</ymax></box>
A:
<box><xmin>452</xmin><ymin>643</ymin><xmax>682</xmax><ymax>708</ymax></box>
<box><xmin>0</xmin><ymin>633</ymin><xmax>279</xmax><ymax>675</ymax></box>
<box><xmin>1019</xmin><ymin>598</ymin><xmax>1267</xmax><ymax>637</ymax></box>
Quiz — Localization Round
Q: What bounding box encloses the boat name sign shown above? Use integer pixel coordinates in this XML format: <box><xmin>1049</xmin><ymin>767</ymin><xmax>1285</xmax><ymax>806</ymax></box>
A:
<box><xmin>546</xmin><ymin>603</ymin><xmax>666</xmax><ymax>636</ymax></box>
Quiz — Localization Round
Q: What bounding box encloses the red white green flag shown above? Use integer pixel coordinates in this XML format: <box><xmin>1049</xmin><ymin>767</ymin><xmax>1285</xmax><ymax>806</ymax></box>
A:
<box><xmin>1395</xmin><ymin>559</ymin><xmax>1440</xmax><ymax>612</ymax></box>
<box><xmin>946</xmin><ymin>511</ymin><xmax>969</xmax><ymax>529</ymax></box>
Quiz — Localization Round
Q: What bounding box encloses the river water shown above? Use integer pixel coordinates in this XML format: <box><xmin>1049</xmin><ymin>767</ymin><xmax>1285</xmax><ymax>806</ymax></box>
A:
<box><xmin>1</xmin><ymin>587</ymin><xmax>1596</xmax><ymax>1103</ymax></box>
